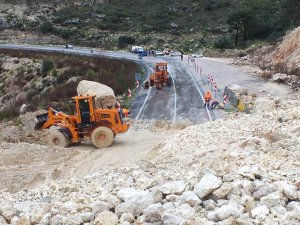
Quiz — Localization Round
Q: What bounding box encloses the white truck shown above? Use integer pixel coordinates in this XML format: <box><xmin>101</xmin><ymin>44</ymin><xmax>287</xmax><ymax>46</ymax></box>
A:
<box><xmin>131</xmin><ymin>46</ymin><xmax>144</xmax><ymax>53</ymax></box>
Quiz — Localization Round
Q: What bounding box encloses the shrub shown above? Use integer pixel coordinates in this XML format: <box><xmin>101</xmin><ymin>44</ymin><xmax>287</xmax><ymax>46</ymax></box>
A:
<box><xmin>42</xmin><ymin>59</ymin><xmax>55</xmax><ymax>75</ymax></box>
<box><xmin>118</xmin><ymin>36</ymin><xmax>136</xmax><ymax>48</ymax></box>
<box><xmin>39</xmin><ymin>21</ymin><xmax>54</xmax><ymax>34</ymax></box>
<box><xmin>214</xmin><ymin>37</ymin><xmax>233</xmax><ymax>49</ymax></box>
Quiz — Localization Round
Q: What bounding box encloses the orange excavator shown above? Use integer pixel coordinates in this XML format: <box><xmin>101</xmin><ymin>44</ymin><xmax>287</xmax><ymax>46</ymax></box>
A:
<box><xmin>34</xmin><ymin>95</ymin><xmax>129</xmax><ymax>148</ymax></box>
<box><xmin>143</xmin><ymin>62</ymin><xmax>172</xmax><ymax>90</ymax></box>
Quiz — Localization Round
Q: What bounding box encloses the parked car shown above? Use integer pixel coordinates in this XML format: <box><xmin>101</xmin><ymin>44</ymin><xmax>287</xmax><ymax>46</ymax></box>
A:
<box><xmin>131</xmin><ymin>46</ymin><xmax>144</xmax><ymax>53</ymax></box>
<box><xmin>192</xmin><ymin>52</ymin><xmax>203</xmax><ymax>58</ymax></box>
<box><xmin>155</xmin><ymin>51</ymin><xmax>164</xmax><ymax>56</ymax></box>
<box><xmin>65</xmin><ymin>44</ymin><xmax>74</xmax><ymax>49</ymax></box>
<box><xmin>170</xmin><ymin>51</ymin><xmax>182</xmax><ymax>56</ymax></box>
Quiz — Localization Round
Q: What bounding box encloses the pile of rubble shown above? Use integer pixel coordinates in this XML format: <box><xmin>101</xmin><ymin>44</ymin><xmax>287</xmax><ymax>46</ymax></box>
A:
<box><xmin>0</xmin><ymin>96</ymin><xmax>299</xmax><ymax>225</ymax></box>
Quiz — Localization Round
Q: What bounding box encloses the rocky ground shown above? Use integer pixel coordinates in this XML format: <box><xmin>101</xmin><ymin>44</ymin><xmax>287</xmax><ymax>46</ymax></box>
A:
<box><xmin>0</xmin><ymin>94</ymin><xmax>299</xmax><ymax>225</ymax></box>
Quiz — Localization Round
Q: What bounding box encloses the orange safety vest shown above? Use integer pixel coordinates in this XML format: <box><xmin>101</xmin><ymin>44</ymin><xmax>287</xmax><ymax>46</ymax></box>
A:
<box><xmin>123</xmin><ymin>109</ymin><xmax>130</xmax><ymax>117</ymax></box>
<box><xmin>204</xmin><ymin>92</ymin><xmax>212</xmax><ymax>101</ymax></box>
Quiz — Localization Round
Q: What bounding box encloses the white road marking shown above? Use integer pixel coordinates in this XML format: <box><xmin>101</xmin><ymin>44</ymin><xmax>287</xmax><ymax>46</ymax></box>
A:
<box><xmin>168</xmin><ymin>64</ymin><xmax>177</xmax><ymax>123</ymax></box>
<box><xmin>135</xmin><ymin>65</ymin><xmax>153</xmax><ymax>121</ymax></box>
<box><xmin>181</xmin><ymin>62</ymin><xmax>213</xmax><ymax>122</ymax></box>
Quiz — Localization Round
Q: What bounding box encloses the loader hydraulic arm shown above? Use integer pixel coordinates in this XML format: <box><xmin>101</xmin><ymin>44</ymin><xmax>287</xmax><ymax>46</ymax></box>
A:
<box><xmin>35</xmin><ymin>108</ymin><xmax>73</xmax><ymax>130</ymax></box>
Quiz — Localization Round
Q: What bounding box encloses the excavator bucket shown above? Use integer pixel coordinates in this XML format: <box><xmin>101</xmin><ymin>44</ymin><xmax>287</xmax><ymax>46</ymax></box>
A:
<box><xmin>34</xmin><ymin>113</ymin><xmax>48</xmax><ymax>130</ymax></box>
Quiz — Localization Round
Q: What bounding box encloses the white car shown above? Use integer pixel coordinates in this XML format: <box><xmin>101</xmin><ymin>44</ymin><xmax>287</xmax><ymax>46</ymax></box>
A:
<box><xmin>65</xmin><ymin>44</ymin><xmax>74</xmax><ymax>49</ymax></box>
<box><xmin>170</xmin><ymin>51</ymin><xmax>182</xmax><ymax>56</ymax></box>
<box><xmin>192</xmin><ymin>52</ymin><xmax>203</xmax><ymax>58</ymax></box>
<box><xmin>155</xmin><ymin>51</ymin><xmax>164</xmax><ymax>56</ymax></box>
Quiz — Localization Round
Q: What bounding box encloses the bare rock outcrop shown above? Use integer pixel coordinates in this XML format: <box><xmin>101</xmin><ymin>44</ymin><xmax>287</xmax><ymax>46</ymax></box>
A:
<box><xmin>272</xmin><ymin>26</ymin><xmax>300</xmax><ymax>75</ymax></box>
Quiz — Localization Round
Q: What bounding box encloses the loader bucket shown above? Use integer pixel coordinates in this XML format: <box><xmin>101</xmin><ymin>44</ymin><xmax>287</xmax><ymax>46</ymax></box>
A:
<box><xmin>34</xmin><ymin>113</ymin><xmax>49</xmax><ymax>130</ymax></box>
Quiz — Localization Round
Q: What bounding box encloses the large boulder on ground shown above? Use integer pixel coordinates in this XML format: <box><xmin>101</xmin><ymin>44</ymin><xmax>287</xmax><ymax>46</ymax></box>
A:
<box><xmin>194</xmin><ymin>173</ymin><xmax>222</xmax><ymax>199</ymax></box>
<box><xmin>77</xmin><ymin>80</ymin><xmax>116</xmax><ymax>108</ymax></box>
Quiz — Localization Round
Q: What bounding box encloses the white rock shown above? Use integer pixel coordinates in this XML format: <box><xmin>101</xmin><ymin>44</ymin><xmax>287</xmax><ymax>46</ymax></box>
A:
<box><xmin>120</xmin><ymin>222</ymin><xmax>130</xmax><ymax>225</ymax></box>
<box><xmin>120</xmin><ymin>212</ymin><xmax>135</xmax><ymax>223</ymax></box>
<box><xmin>260</xmin><ymin>191</ymin><xmax>285</xmax><ymax>208</ymax></box>
<box><xmin>161</xmin><ymin>213</ymin><xmax>186</xmax><ymax>225</ymax></box>
<box><xmin>253</xmin><ymin>185</ymin><xmax>276</xmax><ymax>200</ymax></box>
<box><xmin>93</xmin><ymin>210</ymin><xmax>118</xmax><ymax>225</ymax></box>
<box><xmin>77</xmin><ymin>80</ymin><xmax>116</xmax><ymax>108</ymax></box>
<box><xmin>203</xmin><ymin>199</ymin><xmax>217</xmax><ymax>210</ymax></box>
<box><xmin>251</xmin><ymin>205</ymin><xmax>270</xmax><ymax>219</ymax></box>
<box><xmin>254</xmin><ymin>97</ymin><xmax>276</xmax><ymax>113</ymax></box>
<box><xmin>39</xmin><ymin>213</ymin><xmax>51</xmax><ymax>225</ymax></box>
<box><xmin>238</xmin><ymin>166</ymin><xmax>261</xmax><ymax>180</ymax></box>
<box><xmin>115</xmin><ymin>192</ymin><xmax>154</xmax><ymax>217</ymax></box>
<box><xmin>30</xmin><ymin>207</ymin><xmax>44</xmax><ymax>224</ymax></box>
<box><xmin>90</xmin><ymin>201</ymin><xmax>111</xmax><ymax>215</ymax></box>
<box><xmin>0</xmin><ymin>202</ymin><xmax>16</xmax><ymax>221</ymax></box>
<box><xmin>143</xmin><ymin>203</ymin><xmax>163</xmax><ymax>223</ymax></box>
<box><xmin>160</xmin><ymin>181</ymin><xmax>186</xmax><ymax>195</ymax></box>
<box><xmin>207</xmin><ymin>202</ymin><xmax>241</xmax><ymax>222</ymax></box>
<box><xmin>270</xmin><ymin>205</ymin><xmax>287</xmax><ymax>218</ymax></box>
<box><xmin>150</xmin><ymin>187</ymin><xmax>163</xmax><ymax>203</ymax></box>
<box><xmin>117</xmin><ymin>188</ymin><xmax>149</xmax><ymax>202</ymax></box>
<box><xmin>176</xmin><ymin>191</ymin><xmax>201</xmax><ymax>207</ymax></box>
<box><xmin>19</xmin><ymin>104</ymin><xmax>27</xmax><ymax>114</ymax></box>
<box><xmin>212</xmin><ymin>183</ymin><xmax>233</xmax><ymax>200</ymax></box>
<box><xmin>0</xmin><ymin>215</ymin><xmax>8</xmax><ymax>225</ymax></box>
<box><xmin>274</xmin><ymin>181</ymin><xmax>298</xmax><ymax>200</ymax></box>
<box><xmin>194</xmin><ymin>173</ymin><xmax>222</xmax><ymax>199</ymax></box>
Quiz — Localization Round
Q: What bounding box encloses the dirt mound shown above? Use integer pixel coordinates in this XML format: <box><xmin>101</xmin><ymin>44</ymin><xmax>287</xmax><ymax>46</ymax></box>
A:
<box><xmin>272</xmin><ymin>26</ymin><xmax>300</xmax><ymax>74</ymax></box>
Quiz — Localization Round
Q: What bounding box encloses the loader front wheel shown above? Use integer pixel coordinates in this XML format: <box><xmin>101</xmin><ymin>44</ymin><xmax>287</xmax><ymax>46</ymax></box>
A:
<box><xmin>48</xmin><ymin>130</ymin><xmax>70</xmax><ymax>147</ymax></box>
<box><xmin>91</xmin><ymin>126</ymin><xmax>114</xmax><ymax>148</ymax></box>
<box><xmin>143</xmin><ymin>80</ymin><xmax>150</xmax><ymax>89</ymax></box>
<box><xmin>167</xmin><ymin>77</ymin><xmax>172</xmax><ymax>86</ymax></box>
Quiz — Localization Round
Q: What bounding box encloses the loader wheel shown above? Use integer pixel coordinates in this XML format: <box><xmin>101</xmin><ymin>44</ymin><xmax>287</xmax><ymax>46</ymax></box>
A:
<box><xmin>48</xmin><ymin>130</ymin><xmax>69</xmax><ymax>148</ymax></box>
<box><xmin>143</xmin><ymin>80</ymin><xmax>150</xmax><ymax>89</ymax></box>
<box><xmin>91</xmin><ymin>126</ymin><xmax>114</xmax><ymax>148</ymax></box>
<box><xmin>150</xmin><ymin>79</ymin><xmax>154</xmax><ymax>86</ymax></box>
<box><xmin>156</xmin><ymin>82</ymin><xmax>162</xmax><ymax>90</ymax></box>
<box><xmin>167</xmin><ymin>77</ymin><xmax>172</xmax><ymax>86</ymax></box>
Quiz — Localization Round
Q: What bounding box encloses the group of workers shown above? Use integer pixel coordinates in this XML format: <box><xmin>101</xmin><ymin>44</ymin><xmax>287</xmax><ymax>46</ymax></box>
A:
<box><xmin>204</xmin><ymin>91</ymin><xmax>221</xmax><ymax>110</ymax></box>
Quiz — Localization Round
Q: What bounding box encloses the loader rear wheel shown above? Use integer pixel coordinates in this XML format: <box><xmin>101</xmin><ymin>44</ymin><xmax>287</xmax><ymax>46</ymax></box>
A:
<box><xmin>48</xmin><ymin>130</ymin><xmax>69</xmax><ymax>148</ymax></box>
<box><xmin>91</xmin><ymin>126</ymin><xmax>114</xmax><ymax>148</ymax></box>
<box><xmin>156</xmin><ymin>82</ymin><xmax>162</xmax><ymax>90</ymax></box>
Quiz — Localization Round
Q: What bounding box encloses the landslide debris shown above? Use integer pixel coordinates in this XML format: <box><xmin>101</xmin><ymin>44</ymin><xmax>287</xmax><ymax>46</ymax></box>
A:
<box><xmin>0</xmin><ymin>96</ymin><xmax>299</xmax><ymax>224</ymax></box>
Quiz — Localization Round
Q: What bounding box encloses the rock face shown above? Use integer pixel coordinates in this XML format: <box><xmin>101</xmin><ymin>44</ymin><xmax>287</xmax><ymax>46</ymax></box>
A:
<box><xmin>77</xmin><ymin>80</ymin><xmax>116</xmax><ymax>108</ymax></box>
<box><xmin>272</xmin><ymin>26</ymin><xmax>300</xmax><ymax>74</ymax></box>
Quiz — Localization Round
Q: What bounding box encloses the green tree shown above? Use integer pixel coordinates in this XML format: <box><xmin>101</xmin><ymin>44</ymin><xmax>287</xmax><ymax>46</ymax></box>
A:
<box><xmin>42</xmin><ymin>59</ymin><xmax>55</xmax><ymax>75</ymax></box>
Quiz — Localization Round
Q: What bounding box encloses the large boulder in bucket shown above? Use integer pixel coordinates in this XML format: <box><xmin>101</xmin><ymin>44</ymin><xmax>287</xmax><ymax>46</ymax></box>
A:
<box><xmin>77</xmin><ymin>80</ymin><xmax>116</xmax><ymax>108</ymax></box>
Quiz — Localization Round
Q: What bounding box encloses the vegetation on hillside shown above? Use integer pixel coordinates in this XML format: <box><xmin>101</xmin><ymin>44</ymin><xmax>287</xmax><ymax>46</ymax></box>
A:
<box><xmin>2</xmin><ymin>0</ymin><xmax>298</xmax><ymax>51</ymax></box>
<box><xmin>0</xmin><ymin>49</ymin><xmax>140</xmax><ymax>120</ymax></box>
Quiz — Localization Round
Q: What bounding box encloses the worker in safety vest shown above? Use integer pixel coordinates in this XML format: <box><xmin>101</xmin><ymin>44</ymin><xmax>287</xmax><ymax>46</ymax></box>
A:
<box><xmin>204</xmin><ymin>91</ymin><xmax>212</xmax><ymax>107</ymax></box>
<box><xmin>123</xmin><ymin>108</ymin><xmax>130</xmax><ymax>117</ymax></box>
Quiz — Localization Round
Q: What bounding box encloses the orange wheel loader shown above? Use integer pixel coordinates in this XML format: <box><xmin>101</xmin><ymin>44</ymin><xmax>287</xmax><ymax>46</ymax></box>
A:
<box><xmin>143</xmin><ymin>62</ymin><xmax>172</xmax><ymax>90</ymax></box>
<box><xmin>34</xmin><ymin>95</ymin><xmax>129</xmax><ymax>148</ymax></box>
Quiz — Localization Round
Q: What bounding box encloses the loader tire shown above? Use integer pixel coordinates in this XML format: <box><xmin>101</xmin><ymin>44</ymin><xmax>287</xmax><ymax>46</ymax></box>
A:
<box><xmin>156</xmin><ymin>82</ymin><xmax>162</xmax><ymax>90</ymax></box>
<box><xmin>143</xmin><ymin>80</ymin><xmax>150</xmax><ymax>89</ymax></box>
<box><xmin>167</xmin><ymin>77</ymin><xmax>172</xmax><ymax>86</ymax></box>
<box><xmin>48</xmin><ymin>130</ymin><xmax>69</xmax><ymax>148</ymax></box>
<box><xmin>91</xmin><ymin>126</ymin><xmax>114</xmax><ymax>148</ymax></box>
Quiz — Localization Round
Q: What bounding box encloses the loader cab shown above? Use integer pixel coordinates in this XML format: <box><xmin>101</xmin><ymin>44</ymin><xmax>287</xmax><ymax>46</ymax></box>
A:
<box><xmin>73</xmin><ymin>95</ymin><xmax>96</xmax><ymax>128</ymax></box>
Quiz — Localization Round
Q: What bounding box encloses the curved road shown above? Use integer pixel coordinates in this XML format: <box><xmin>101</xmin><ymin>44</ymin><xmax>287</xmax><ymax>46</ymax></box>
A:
<box><xmin>0</xmin><ymin>44</ymin><xmax>288</xmax><ymax>125</ymax></box>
